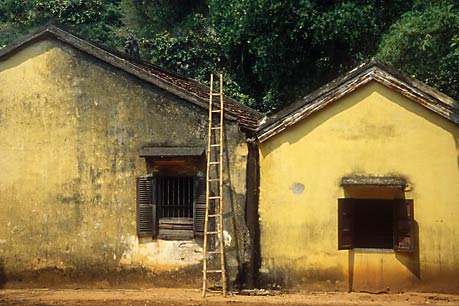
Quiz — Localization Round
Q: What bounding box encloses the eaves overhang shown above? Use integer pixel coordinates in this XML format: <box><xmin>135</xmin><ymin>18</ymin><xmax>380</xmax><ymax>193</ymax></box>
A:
<box><xmin>257</xmin><ymin>60</ymin><xmax>459</xmax><ymax>142</ymax></box>
<box><xmin>0</xmin><ymin>24</ymin><xmax>262</xmax><ymax>132</ymax></box>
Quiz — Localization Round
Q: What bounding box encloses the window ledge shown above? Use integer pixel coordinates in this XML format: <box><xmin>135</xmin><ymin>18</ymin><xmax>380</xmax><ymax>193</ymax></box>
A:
<box><xmin>352</xmin><ymin>248</ymin><xmax>394</xmax><ymax>253</ymax></box>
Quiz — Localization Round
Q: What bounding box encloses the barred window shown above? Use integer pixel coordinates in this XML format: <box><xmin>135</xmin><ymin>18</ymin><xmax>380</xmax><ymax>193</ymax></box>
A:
<box><xmin>136</xmin><ymin>175</ymin><xmax>205</xmax><ymax>240</ymax></box>
<box><xmin>157</xmin><ymin>176</ymin><xmax>194</xmax><ymax>218</ymax></box>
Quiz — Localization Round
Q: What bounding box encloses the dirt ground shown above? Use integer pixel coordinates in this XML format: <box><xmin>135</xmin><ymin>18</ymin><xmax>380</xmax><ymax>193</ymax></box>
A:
<box><xmin>1</xmin><ymin>288</ymin><xmax>459</xmax><ymax>306</ymax></box>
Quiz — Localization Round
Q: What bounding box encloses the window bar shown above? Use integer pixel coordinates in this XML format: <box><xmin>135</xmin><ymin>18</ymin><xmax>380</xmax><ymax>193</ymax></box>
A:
<box><xmin>189</xmin><ymin>178</ymin><xmax>192</xmax><ymax>217</ymax></box>
<box><xmin>158</xmin><ymin>177</ymin><xmax>161</xmax><ymax>218</ymax></box>
<box><xmin>171</xmin><ymin>178</ymin><xmax>177</xmax><ymax>217</ymax></box>
<box><xmin>182</xmin><ymin>178</ymin><xmax>184</xmax><ymax>217</ymax></box>
<box><xmin>179</xmin><ymin>177</ymin><xmax>182</xmax><ymax>218</ymax></box>
<box><xmin>161</xmin><ymin>177</ymin><xmax>164</xmax><ymax>218</ymax></box>
<box><xmin>186</xmin><ymin>177</ymin><xmax>188</xmax><ymax>217</ymax></box>
<box><xmin>176</xmin><ymin>178</ymin><xmax>178</xmax><ymax>218</ymax></box>
<box><xmin>165</xmin><ymin>178</ymin><xmax>167</xmax><ymax>217</ymax></box>
<box><xmin>176</xmin><ymin>177</ymin><xmax>178</xmax><ymax>217</ymax></box>
<box><xmin>172</xmin><ymin>177</ymin><xmax>175</xmax><ymax>218</ymax></box>
<box><xmin>181</xmin><ymin>177</ymin><xmax>184</xmax><ymax>218</ymax></box>
<box><xmin>184</xmin><ymin>178</ymin><xmax>187</xmax><ymax>217</ymax></box>
<box><xmin>164</xmin><ymin>178</ymin><xmax>166</xmax><ymax>217</ymax></box>
<box><xmin>175</xmin><ymin>177</ymin><xmax>178</xmax><ymax>218</ymax></box>
<box><xmin>164</xmin><ymin>178</ymin><xmax>167</xmax><ymax>217</ymax></box>
<box><xmin>169</xmin><ymin>177</ymin><xmax>171</xmax><ymax>218</ymax></box>
<box><xmin>182</xmin><ymin>177</ymin><xmax>185</xmax><ymax>218</ymax></box>
<box><xmin>168</xmin><ymin>177</ymin><xmax>171</xmax><ymax>218</ymax></box>
<box><xmin>166</xmin><ymin>177</ymin><xmax>170</xmax><ymax>218</ymax></box>
<box><xmin>158</xmin><ymin>177</ymin><xmax>161</xmax><ymax>217</ymax></box>
<box><xmin>175</xmin><ymin>178</ymin><xmax>178</xmax><ymax>218</ymax></box>
<box><xmin>192</xmin><ymin>178</ymin><xmax>194</xmax><ymax>217</ymax></box>
<box><xmin>184</xmin><ymin>178</ymin><xmax>187</xmax><ymax>218</ymax></box>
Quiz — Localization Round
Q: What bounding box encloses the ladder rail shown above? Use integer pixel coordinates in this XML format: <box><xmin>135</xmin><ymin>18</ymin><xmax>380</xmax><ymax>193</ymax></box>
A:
<box><xmin>202</xmin><ymin>74</ymin><xmax>213</xmax><ymax>296</ymax></box>
<box><xmin>218</xmin><ymin>74</ymin><xmax>227</xmax><ymax>296</ymax></box>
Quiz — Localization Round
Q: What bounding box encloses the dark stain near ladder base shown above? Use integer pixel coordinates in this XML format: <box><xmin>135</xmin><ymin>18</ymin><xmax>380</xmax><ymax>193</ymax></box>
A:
<box><xmin>0</xmin><ymin>257</ymin><xmax>6</xmax><ymax>288</ymax></box>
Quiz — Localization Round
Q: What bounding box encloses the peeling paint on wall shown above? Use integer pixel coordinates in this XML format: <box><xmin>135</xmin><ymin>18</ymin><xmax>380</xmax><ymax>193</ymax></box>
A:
<box><xmin>0</xmin><ymin>39</ymin><xmax>250</xmax><ymax>287</ymax></box>
<box><xmin>260</xmin><ymin>82</ymin><xmax>459</xmax><ymax>292</ymax></box>
<box><xmin>290</xmin><ymin>183</ymin><xmax>305</xmax><ymax>195</ymax></box>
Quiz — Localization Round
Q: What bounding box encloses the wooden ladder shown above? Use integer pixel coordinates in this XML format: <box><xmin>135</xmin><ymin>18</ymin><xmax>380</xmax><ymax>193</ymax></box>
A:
<box><xmin>202</xmin><ymin>73</ymin><xmax>227</xmax><ymax>297</ymax></box>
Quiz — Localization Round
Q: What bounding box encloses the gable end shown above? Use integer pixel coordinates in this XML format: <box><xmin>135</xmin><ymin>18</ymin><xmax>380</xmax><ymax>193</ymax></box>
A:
<box><xmin>258</xmin><ymin>61</ymin><xmax>459</xmax><ymax>142</ymax></box>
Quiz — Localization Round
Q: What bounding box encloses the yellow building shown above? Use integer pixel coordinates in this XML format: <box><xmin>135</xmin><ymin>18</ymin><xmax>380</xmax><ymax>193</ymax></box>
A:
<box><xmin>258</xmin><ymin>61</ymin><xmax>459</xmax><ymax>292</ymax></box>
<box><xmin>2</xmin><ymin>25</ymin><xmax>459</xmax><ymax>293</ymax></box>
<box><xmin>0</xmin><ymin>25</ymin><xmax>261</xmax><ymax>287</ymax></box>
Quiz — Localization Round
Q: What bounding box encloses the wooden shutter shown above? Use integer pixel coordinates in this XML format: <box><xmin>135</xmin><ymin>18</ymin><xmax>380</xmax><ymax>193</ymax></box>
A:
<box><xmin>136</xmin><ymin>175</ymin><xmax>157</xmax><ymax>237</ymax></box>
<box><xmin>394</xmin><ymin>199</ymin><xmax>414</xmax><ymax>252</ymax></box>
<box><xmin>193</xmin><ymin>176</ymin><xmax>206</xmax><ymax>236</ymax></box>
<box><xmin>338</xmin><ymin>198</ymin><xmax>354</xmax><ymax>250</ymax></box>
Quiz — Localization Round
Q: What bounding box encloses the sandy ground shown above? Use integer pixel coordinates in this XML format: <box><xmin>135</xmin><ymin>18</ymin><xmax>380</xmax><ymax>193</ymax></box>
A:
<box><xmin>1</xmin><ymin>288</ymin><xmax>459</xmax><ymax>306</ymax></box>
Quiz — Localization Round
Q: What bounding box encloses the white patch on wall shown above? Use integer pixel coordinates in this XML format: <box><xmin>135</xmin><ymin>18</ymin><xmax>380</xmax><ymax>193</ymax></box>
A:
<box><xmin>223</xmin><ymin>230</ymin><xmax>232</xmax><ymax>246</ymax></box>
<box><xmin>119</xmin><ymin>234</ymin><xmax>203</xmax><ymax>270</ymax></box>
<box><xmin>290</xmin><ymin>183</ymin><xmax>305</xmax><ymax>195</ymax></box>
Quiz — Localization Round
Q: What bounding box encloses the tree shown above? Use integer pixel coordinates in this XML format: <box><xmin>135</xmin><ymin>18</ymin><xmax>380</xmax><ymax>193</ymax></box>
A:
<box><xmin>210</xmin><ymin>0</ymin><xmax>414</xmax><ymax>112</ymax></box>
<box><xmin>377</xmin><ymin>1</ymin><xmax>459</xmax><ymax>100</ymax></box>
<box><xmin>0</xmin><ymin>0</ymin><xmax>124</xmax><ymax>49</ymax></box>
<box><xmin>119</xmin><ymin>0</ymin><xmax>255</xmax><ymax>105</ymax></box>
<box><xmin>6</xmin><ymin>1</ymin><xmax>444</xmax><ymax>113</ymax></box>
<box><xmin>119</xmin><ymin>0</ymin><xmax>415</xmax><ymax>112</ymax></box>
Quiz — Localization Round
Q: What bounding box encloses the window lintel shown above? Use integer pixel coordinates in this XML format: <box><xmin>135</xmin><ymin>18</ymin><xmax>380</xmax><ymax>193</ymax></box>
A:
<box><xmin>140</xmin><ymin>146</ymin><xmax>204</xmax><ymax>158</ymax></box>
<box><xmin>341</xmin><ymin>176</ymin><xmax>406</xmax><ymax>189</ymax></box>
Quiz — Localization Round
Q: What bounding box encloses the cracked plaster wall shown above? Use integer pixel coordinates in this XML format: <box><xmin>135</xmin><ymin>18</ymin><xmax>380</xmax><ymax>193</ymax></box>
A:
<box><xmin>0</xmin><ymin>39</ymin><xmax>250</xmax><ymax>287</ymax></box>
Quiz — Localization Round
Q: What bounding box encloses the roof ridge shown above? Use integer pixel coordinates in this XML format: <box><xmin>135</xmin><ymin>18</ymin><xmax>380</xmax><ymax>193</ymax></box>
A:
<box><xmin>0</xmin><ymin>23</ymin><xmax>262</xmax><ymax>131</ymax></box>
<box><xmin>258</xmin><ymin>60</ymin><xmax>459</xmax><ymax>142</ymax></box>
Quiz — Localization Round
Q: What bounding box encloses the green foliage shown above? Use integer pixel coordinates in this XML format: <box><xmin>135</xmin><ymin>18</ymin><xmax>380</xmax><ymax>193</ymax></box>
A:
<box><xmin>2</xmin><ymin>1</ymin><xmax>459</xmax><ymax>113</ymax></box>
<box><xmin>377</xmin><ymin>1</ymin><xmax>459</xmax><ymax>99</ymax></box>
<box><xmin>120</xmin><ymin>0</ymin><xmax>207</xmax><ymax>35</ymax></box>
<box><xmin>0</xmin><ymin>0</ymin><xmax>124</xmax><ymax>48</ymax></box>
<box><xmin>210</xmin><ymin>0</ymin><xmax>414</xmax><ymax>112</ymax></box>
<box><xmin>139</xmin><ymin>14</ymin><xmax>218</xmax><ymax>79</ymax></box>
<box><xmin>119</xmin><ymin>1</ymin><xmax>254</xmax><ymax>104</ymax></box>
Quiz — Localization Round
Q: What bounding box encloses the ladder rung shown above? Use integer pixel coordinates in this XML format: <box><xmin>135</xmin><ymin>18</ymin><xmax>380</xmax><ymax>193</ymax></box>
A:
<box><xmin>210</xmin><ymin>144</ymin><xmax>220</xmax><ymax>147</ymax></box>
<box><xmin>209</xmin><ymin>162</ymin><xmax>220</xmax><ymax>165</ymax></box>
<box><xmin>208</xmin><ymin>214</ymin><xmax>221</xmax><ymax>218</ymax></box>
<box><xmin>205</xmin><ymin>270</ymin><xmax>222</xmax><ymax>273</ymax></box>
<box><xmin>207</xmin><ymin>179</ymin><xmax>220</xmax><ymax>182</ymax></box>
<box><xmin>211</xmin><ymin>93</ymin><xmax>221</xmax><ymax>96</ymax></box>
<box><xmin>212</xmin><ymin>110</ymin><xmax>222</xmax><ymax>113</ymax></box>
<box><xmin>211</xmin><ymin>127</ymin><xmax>221</xmax><ymax>130</ymax></box>
<box><xmin>209</xmin><ymin>196</ymin><xmax>220</xmax><ymax>199</ymax></box>
<box><xmin>206</xmin><ymin>231</ymin><xmax>220</xmax><ymax>234</ymax></box>
<box><xmin>207</xmin><ymin>250</ymin><xmax>221</xmax><ymax>254</ymax></box>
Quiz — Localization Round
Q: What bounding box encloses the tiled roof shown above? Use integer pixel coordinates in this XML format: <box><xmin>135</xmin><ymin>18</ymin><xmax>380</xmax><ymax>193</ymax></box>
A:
<box><xmin>258</xmin><ymin>60</ymin><xmax>459</xmax><ymax>142</ymax></box>
<box><xmin>0</xmin><ymin>24</ymin><xmax>262</xmax><ymax>131</ymax></box>
<box><xmin>5</xmin><ymin>25</ymin><xmax>456</xmax><ymax>139</ymax></box>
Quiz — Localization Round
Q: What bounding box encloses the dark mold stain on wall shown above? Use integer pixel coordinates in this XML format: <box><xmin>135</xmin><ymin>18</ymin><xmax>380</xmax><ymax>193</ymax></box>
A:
<box><xmin>0</xmin><ymin>39</ymin><xmax>253</xmax><ymax>288</ymax></box>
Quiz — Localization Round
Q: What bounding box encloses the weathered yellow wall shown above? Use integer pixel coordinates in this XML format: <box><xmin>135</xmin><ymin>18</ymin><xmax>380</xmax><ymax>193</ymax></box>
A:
<box><xmin>259</xmin><ymin>81</ymin><xmax>459</xmax><ymax>292</ymax></box>
<box><xmin>0</xmin><ymin>39</ymin><xmax>249</xmax><ymax>287</ymax></box>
